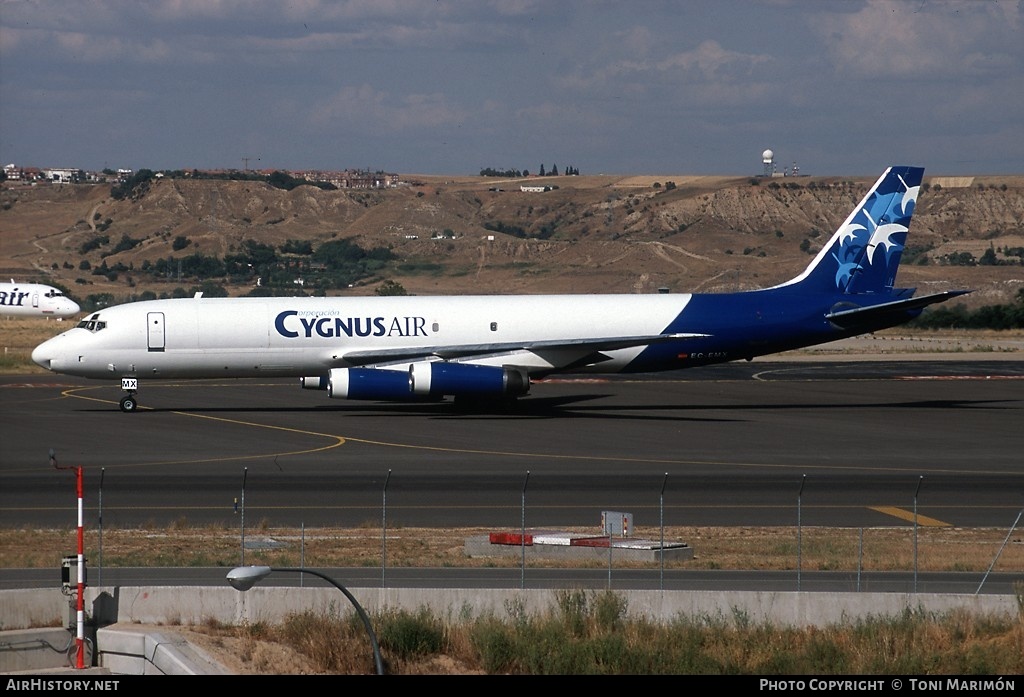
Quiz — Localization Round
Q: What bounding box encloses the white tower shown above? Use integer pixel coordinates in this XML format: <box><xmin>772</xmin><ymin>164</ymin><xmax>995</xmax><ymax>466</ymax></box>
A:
<box><xmin>761</xmin><ymin>149</ymin><xmax>774</xmax><ymax>177</ymax></box>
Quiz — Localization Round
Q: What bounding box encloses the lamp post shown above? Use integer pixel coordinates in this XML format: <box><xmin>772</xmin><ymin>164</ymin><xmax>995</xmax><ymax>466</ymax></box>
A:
<box><xmin>226</xmin><ymin>565</ymin><xmax>385</xmax><ymax>675</ymax></box>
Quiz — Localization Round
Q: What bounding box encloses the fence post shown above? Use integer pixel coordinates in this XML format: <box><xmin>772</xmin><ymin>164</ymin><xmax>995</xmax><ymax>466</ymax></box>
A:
<box><xmin>914</xmin><ymin>476</ymin><xmax>923</xmax><ymax>593</ymax></box>
<box><xmin>976</xmin><ymin>507</ymin><xmax>1023</xmax><ymax>595</ymax></box>
<box><xmin>240</xmin><ymin>467</ymin><xmax>248</xmax><ymax>566</ymax></box>
<box><xmin>521</xmin><ymin>471</ymin><xmax>530</xmax><ymax>590</ymax></box>
<box><xmin>382</xmin><ymin>469</ymin><xmax>392</xmax><ymax>589</ymax></box>
<box><xmin>797</xmin><ymin>474</ymin><xmax>806</xmax><ymax>592</ymax></box>
<box><xmin>660</xmin><ymin>473</ymin><xmax>668</xmax><ymax>592</ymax></box>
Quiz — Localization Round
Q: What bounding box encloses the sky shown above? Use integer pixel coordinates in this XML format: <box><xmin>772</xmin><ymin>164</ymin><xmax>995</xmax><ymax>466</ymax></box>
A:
<box><xmin>1</xmin><ymin>1</ymin><xmax>1022</xmax><ymax>178</ymax></box>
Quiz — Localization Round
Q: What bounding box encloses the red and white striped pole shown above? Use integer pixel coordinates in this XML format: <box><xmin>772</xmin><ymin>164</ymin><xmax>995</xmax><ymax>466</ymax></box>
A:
<box><xmin>74</xmin><ymin>464</ymin><xmax>85</xmax><ymax>669</ymax></box>
<box><xmin>52</xmin><ymin>450</ymin><xmax>86</xmax><ymax>670</ymax></box>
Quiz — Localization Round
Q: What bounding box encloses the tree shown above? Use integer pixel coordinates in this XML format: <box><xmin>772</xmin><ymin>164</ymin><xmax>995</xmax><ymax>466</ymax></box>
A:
<box><xmin>375</xmin><ymin>280</ymin><xmax>408</xmax><ymax>296</ymax></box>
<box><xmin>191</xmin><ymin>281</ymin><xmax>229</xmax><ymax>297</ymax></box>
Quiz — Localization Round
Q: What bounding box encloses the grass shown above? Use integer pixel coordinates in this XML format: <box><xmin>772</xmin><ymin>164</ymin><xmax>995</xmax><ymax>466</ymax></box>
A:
<box><xmin>180</xmin><ymin>588</ymin><xmax>1024</xmax><ymax>675</ymax></box>
<box><xmin>2</xmin><ymin>523</ymin><xmax>1021</xmax><ymax>573</ymax></box>
<box><xmin>10</xmin><ymin>520</ymin><xmax>1021</xmax><ymax>673</ymax></box>
<box><xmin>0</xmin><ymin>317</ymin><xmax>74</xmax><ymax>374</ymax></box>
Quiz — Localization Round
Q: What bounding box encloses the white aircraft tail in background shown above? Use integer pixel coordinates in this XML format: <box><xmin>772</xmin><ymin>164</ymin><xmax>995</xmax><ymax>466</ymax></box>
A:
<box><xmin>31</xmin><ymin>166</ymin><xmax>969</xmax><ymax>412</ymax></box>
<box><xmin>0</xmin><ymin>280</ymin><xmax>80</xmax><ymax>319</ymax></box>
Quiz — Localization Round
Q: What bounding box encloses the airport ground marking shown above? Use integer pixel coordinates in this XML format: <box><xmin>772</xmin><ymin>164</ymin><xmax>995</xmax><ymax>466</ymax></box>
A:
<box><xmin>869</xmin><ymin>506</ymin><xmax>951</xmax><ymax>527</ymax></box>
<box><xmin>48</xmin><ymin>384</ymin><xmax>1021</xmax><ymax>477</ymax></box>
<box><xmin>173</xmin><ymin>410</ymin><xmax>347</xmax><ymax>444</ymax></box>
<box><xmin>0</xmin><ymin>387</ymin><xmax>347</xmax><ymax>473</ymax></box>
<box><xmin>328</xmin><ymin>435</ymin><xmax>1021</xmax><ymax>476</ymax></box>
<box><xmin>5</xmin><ymin>502</ymin><xmax>1016</xmax><ymax>516</ymax></box>
<box><xmin>4</xmin><ymin>446</ymin><xmax>343</xmax><ymax>474</ymax></box>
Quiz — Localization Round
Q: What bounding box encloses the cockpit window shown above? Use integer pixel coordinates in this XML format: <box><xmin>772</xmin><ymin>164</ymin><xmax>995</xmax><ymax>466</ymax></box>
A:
<box><xmin>76</xmin><ymin>314</ymin><xmax>106</xmax><ymax>333</ymax></box>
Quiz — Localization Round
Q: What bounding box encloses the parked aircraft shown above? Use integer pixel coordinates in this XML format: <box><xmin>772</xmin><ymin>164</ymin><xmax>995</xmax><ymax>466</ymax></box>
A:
<box><xmin>0</xmin><ymin>280</ymin><xmax>80</xmax><ymax>319</ymax></box>
<box><xmin>32</xmin><ymin>166</ymin><xmax>967</xmax><ymax>412</ymax></box>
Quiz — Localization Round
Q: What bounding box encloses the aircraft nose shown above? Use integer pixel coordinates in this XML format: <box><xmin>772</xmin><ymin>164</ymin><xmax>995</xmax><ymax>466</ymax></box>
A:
<box><xmin>30</xmin><ymin>341</ymin><xmax>49</xmax><ymax>370</ymax></box>
<box><xmin>32</xmin><ymin>338</ymin><xmax>56</xmax><ymax>370</ymax></box>
<box><xmin>59</xmin><ymin>300</ymin><xmax>81</xmax><ymax>318</ymax></box>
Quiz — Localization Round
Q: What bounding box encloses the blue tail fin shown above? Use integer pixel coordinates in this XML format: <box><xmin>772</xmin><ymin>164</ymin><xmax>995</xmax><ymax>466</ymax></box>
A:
<box><xmin>777</xmin><ymin>166</ymin><xmax>924</xmax><ymax>296</ymax></box>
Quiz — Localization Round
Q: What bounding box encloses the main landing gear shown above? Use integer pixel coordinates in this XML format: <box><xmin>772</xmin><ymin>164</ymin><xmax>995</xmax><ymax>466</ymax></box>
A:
<box><xmin>120</xmin><ymin>377</ymin><xmax>139</xmax><ymax>412</ymax></box>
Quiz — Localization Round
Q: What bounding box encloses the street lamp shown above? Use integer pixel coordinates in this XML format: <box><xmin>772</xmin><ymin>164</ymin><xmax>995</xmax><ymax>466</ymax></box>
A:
<box><xmin>226</xmin><ymin>565</ymin><xmax>385</xmax><ymax>675</ymax></box>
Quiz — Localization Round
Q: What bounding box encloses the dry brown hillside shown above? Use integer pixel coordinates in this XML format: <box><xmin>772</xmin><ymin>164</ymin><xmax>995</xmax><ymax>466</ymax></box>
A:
<box><xmin>2</xmin><ymin>172</ymin><xmax>1022</xmax><ymax>309</ymax></box>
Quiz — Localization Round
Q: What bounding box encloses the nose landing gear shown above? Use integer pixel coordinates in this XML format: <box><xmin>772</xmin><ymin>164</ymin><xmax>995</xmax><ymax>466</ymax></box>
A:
<box><xmin>120</xmin><ymin>377</ymin><xmax>139</xmax><ymax>413</ymax></box>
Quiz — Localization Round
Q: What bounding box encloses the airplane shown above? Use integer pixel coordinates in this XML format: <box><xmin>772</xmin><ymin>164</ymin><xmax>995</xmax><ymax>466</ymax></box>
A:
<box><xmin>0</xmin><ymin>280</ymin><xmax>81</xmax><ymax>319</ymax></box>
<box><xmin>31</xmin><ymin>166</ymin><xmax>969</xmax><ymax>413</ymax></box>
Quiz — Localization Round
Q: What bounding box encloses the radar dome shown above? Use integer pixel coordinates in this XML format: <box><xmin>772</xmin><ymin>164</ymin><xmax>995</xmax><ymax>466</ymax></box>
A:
<box><xmin>762</xmin><ymin>149</ymin><xmax>774</xmax><ymax>162</ymax></box>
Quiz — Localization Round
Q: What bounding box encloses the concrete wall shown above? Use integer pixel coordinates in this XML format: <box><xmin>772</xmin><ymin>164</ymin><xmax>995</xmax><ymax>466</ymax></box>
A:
<box><xmin>5</xmin><ymin>585</ymin><xmax>1020</xmax><ymax>632</ymax></box>
<box><xmin>0</xmin><ymin>628</ymin><xmax>87</xmax><ymax>673</ymax></box>
<box><xmin>2</xmin><ymin>586</ymin><xmax>1020</xmax><ymax>674</ymax></box>
<box><xmin>94</xmin><ymin>626</ymin><xmax>230</xmax><ymax>675</ymax></box>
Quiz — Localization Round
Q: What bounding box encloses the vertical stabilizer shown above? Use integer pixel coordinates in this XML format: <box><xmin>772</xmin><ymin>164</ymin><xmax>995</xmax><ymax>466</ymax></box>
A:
<box><xmin>776</xmin><ymin>166</ymin><xmax>924</xmax><ymax>295</ymax></box>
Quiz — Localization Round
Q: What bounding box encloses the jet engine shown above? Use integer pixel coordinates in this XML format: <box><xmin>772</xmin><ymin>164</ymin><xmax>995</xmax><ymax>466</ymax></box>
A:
<box><xmin>410</xmin><ymin>362</ymin><xmax>530</xmax><ymax>398</ymax></box>
<box><xmin>324</xmin><ymin>363</ymin><xmax>530</xmax><ymax>401</ymax></box>
<box><xmin>300</xmin><ymin>375</ymin><xmax>328</xmax><ymax>390</ymax></box>
<box><xmin>327</xmin><ymin>367</ymin><xmax>412</xmax><ymax>400</ymax></box>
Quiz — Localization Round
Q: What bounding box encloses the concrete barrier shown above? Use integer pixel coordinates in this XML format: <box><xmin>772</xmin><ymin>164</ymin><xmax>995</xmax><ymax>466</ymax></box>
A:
<box><xmin>2</xmin><ymin>586</ymin><xmax>1020</xmax><ymax>674</ymax></box>
<box><xmin>0</xmin><ymin>628</ymin><xmax>83</xmax><ymax>673</ymax></box>
<box><xmin>95</xmin><ymin>625</ymin><xmax>230</xmax><ymax>675</ymax></box>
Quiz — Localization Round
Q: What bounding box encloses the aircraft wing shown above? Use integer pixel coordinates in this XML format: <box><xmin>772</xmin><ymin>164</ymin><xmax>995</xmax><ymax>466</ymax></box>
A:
<box><xmin>336</xmin><ymin>332</ymin><xmax>707</xmax><ymax>367</ymax></box>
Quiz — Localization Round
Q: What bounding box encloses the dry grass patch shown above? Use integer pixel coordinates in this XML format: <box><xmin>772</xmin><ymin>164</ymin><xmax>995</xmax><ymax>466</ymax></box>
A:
<box><xmin>1</xmin><ymin>524</ymin><xmax>1021</xmax><ymax>574</ymax></box>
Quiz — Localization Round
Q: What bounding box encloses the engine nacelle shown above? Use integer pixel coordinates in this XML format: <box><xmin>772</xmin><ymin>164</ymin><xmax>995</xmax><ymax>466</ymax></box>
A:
<box><xmin>409</xmin><ymin>362</ymin><xmax>530</xmax><ymax>398</ymax></box>
<box><xmin>301</xmin><ymin>375</ymin><xmax>328</xmax><ymax>390</ymax></box>
<box><xmin>327</xmin><ymin>367</ymin><xmax>412</xmax><ymax>400</ymax></box>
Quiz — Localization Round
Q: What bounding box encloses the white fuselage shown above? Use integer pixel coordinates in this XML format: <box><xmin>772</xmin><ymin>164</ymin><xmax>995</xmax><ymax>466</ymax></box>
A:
<box><xmin>31</xmin><ymin>293</ymin><xmax>694</xmax><ymax>380</ymax></box>
<box><xmin>0</xmin><ymin>282</ymin><xmax>80</xmax><ymax>319</ymax></box>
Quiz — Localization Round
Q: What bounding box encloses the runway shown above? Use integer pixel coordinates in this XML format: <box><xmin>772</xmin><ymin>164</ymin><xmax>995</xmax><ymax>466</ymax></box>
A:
<box><xmin>2</xmin><ymin>360</ymin><xmax>1022</xmax><ymax>531</ymax></box>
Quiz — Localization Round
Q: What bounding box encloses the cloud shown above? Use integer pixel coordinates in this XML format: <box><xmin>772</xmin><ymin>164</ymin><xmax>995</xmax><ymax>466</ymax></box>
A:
<box><xmin>311</xmin><ymin>84</ymin><xmax>470</xmax><ymax>132</ymax></box>
<box><xmin>811</xmin><ymin>0</ymin><xmax>1021</xmax><ymax>78</ymax></box>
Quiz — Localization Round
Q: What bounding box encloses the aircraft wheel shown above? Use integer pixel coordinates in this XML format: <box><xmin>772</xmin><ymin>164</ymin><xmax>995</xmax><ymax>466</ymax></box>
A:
<box><xmin>119</xmin><ymin>395</ymin><xmax>138</xmax><ymax>413</ymax></box>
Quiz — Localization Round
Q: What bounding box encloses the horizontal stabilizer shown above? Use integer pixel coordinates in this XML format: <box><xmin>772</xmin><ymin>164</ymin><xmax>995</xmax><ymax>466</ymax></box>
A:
<box><xmin>825</xmin><ymin>290</ymin><xmax>971</xmax><ymax>329</ymax></box>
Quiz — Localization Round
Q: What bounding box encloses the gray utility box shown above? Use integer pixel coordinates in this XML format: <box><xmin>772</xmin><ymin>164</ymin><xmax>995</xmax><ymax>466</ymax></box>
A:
<box><xmin>601</xmin><ymin>511</ymin><xmax>632</xmax><ymax>536</ymax></box>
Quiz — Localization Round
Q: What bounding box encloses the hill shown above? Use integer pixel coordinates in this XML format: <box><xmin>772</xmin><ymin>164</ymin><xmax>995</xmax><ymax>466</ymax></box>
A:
<box><xmin>2</xmin><ymin>172</ymin><xmax>1022</xmax><ymax>309</ymax></box>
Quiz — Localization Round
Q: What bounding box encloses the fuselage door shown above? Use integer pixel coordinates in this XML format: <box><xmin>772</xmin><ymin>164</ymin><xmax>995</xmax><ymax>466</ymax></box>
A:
<box><xmin>31</xmin><ymin>292</ymin><xmax>39</xmax><ymax>310</ymax></box>
<box><xmin>147</xmin><ymin>312</ymin><xmax>166</xmax><ymax>352</ymax></box>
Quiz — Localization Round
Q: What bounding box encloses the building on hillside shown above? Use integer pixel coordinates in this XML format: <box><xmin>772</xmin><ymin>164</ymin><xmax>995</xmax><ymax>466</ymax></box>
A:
<box><xmin>314</xmin><ymin>169</ymin><xmax>399</xmax><ymax>189</ymax></box>
<box><xmin>3</xmin><ymin>164</ymin><xmax>45</xmax><ymax>182</ymax></box>
<box><xmin>43</xmin><ymin>168</ymin><xmax>85</xmax><ymax>183</ymax></box>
